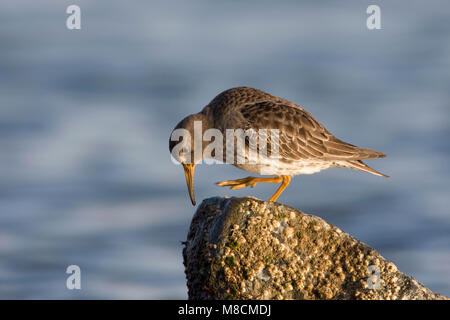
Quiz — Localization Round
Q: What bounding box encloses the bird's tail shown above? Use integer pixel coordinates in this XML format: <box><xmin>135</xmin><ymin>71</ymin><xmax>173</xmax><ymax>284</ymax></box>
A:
<box><xmin>343</xmin><ymin>160</ymin><xmax>389</xmax><ymax>177</ymax></box>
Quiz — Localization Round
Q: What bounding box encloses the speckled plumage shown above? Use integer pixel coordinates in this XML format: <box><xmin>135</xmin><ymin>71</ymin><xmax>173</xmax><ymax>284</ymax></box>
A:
<box><xmin>169</xmin><ymin>86</ymin><xmax>387</xmax><ymax>204</ymax></box>
<box><xmin>199</xmin><ymin>86</ymin><xmax>387</xmax><ymax>177</ymax></box>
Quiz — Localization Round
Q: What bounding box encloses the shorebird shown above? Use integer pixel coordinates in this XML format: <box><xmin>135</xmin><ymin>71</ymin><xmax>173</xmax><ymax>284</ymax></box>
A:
<box><xmin>169</xmin><ymin>87</ymin><xmax>387</xmax><ymax>205</ymax></box>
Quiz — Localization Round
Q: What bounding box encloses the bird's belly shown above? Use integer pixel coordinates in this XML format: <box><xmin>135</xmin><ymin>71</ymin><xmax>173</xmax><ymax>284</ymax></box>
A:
<box><xmin>234</xmin><ymin>159</ymin><xmax>332</xmax><ymax>176</ymax></box>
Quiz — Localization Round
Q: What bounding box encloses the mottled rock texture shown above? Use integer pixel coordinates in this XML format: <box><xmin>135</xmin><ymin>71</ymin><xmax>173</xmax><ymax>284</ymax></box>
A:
<box><xmin>183</xmin><ymin>197</ymin><xmax>447</xmax><ymax>300</ymax></box>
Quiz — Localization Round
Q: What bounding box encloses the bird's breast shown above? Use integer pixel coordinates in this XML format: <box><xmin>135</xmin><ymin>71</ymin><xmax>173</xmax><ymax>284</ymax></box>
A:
<box><xmin>232</xmin><ymin>155</ymin><xmax>333</xmax><ymax>176</ymax></box>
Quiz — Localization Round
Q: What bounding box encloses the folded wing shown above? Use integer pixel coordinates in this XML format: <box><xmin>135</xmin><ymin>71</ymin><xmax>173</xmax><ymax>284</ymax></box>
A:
<box><xmin>238</xmin><ymin>101</ymin><xmax>386</xmax><ymax>161</ymax></box>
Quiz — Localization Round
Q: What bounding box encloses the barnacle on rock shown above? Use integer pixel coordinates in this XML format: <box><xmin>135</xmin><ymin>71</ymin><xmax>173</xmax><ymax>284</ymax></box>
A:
<box><xmin>183</xmin><ymin>197</ymin><xmax>448</xmax><ymax>300</ymax></box>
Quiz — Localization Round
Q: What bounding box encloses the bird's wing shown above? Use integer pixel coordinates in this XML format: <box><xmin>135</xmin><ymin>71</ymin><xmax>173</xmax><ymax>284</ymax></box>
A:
<box><xmin>236</xmin><ymin>101</ymin><xmax>386</xmax><ymax>161</ymax></box>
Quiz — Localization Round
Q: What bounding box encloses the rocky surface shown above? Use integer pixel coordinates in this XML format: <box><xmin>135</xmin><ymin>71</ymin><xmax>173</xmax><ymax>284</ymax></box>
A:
<box><xmin>183</xmin><ymin>196</ymin><xmax>448</xmax><ymax>300</ymax></box>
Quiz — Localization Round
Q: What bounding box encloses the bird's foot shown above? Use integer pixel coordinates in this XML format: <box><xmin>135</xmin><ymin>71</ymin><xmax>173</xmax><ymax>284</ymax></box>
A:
<box><xmin>216</xmin><ymin>176</ymin><xmax>260</xmax><ymax>190</ymax></box>
<box><xmin>216</xmin><ymin>176</ymin><xmax>282</xmax><ymax>190</ymax></box>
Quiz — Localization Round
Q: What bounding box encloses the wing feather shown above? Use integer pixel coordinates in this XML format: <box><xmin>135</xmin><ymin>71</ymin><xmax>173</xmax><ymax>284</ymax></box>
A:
<box><xmin>237</xmin><ymin>101</ymin><xmax>386</xmax><ymax>161</ymax></box>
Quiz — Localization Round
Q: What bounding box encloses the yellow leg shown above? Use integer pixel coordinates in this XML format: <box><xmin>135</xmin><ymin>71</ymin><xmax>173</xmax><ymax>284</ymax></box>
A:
<box><xmin>216</xmin><ymin>175</ymin><xmax>292</xmax><ymax>202</ymax></box>
<box><xmin>269</xmin><ymin>175</ymin><xmax>291</xmax><ymax>202</ymax></box>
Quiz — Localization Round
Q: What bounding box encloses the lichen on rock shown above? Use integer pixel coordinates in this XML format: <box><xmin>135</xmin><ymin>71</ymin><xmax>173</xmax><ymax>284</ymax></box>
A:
<box><xmin>182</xmin><ymin>197</ymin><xmax>447</xmax><ymax>300</ymax></box>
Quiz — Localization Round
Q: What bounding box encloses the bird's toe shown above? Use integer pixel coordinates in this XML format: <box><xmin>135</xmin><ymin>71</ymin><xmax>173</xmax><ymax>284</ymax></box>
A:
<box><xmin>216</xmin><ymin>177</ymin><xmax>255</xmax><ymax>189</ymax></box>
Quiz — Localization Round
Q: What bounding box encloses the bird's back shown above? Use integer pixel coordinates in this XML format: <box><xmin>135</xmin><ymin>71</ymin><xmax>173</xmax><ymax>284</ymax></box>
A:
<box><xmin>203</xmin><ymin>87</ymin><xmax>387</xmax><ymax>177</ymax></box>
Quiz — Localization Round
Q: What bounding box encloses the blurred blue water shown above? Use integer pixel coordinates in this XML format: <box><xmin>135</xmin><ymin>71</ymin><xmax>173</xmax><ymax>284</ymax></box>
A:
<box><xmin>0</xmin><ymin>0</ymin><xmax>449</xmax><ymax>298</ymax></box>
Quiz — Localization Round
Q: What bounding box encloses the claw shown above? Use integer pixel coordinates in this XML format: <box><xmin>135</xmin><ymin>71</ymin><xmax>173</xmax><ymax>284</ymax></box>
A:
<box><xmin>216</xmin><ymin>177</ymin><xmax>257</xmax><ymax>190</ymax></box>
<box><xmin>215</xmin><ymin>175</ymin><xmax>291</xmax><ymax>202</ymax></box>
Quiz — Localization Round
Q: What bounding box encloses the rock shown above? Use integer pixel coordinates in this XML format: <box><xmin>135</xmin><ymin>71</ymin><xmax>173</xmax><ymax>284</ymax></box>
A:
<box><xmin>182</xmin><ymin>197</ymin><xmax>448</xmax><ymax>300</ymax></box>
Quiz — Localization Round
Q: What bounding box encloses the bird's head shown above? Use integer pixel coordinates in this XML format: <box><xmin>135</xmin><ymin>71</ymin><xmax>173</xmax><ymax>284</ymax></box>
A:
<box><xmin>169</xmin><ymin>112</ymin><xmax>211</xmax><ymax>206</ymax></box>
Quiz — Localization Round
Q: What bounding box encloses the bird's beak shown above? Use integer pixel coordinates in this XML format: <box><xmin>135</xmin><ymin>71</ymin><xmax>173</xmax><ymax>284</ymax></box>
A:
<box><xmin>182</xmin><ymin>163</ymin><xmax>196</xmax><ymax>206</ymax></box>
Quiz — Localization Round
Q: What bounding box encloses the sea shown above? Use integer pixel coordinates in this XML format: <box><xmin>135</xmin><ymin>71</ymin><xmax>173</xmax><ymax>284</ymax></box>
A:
<box><xmin>0</xmin><ymin>0</ymin><xmax>448</xmax><ymax>298</ymax></box>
